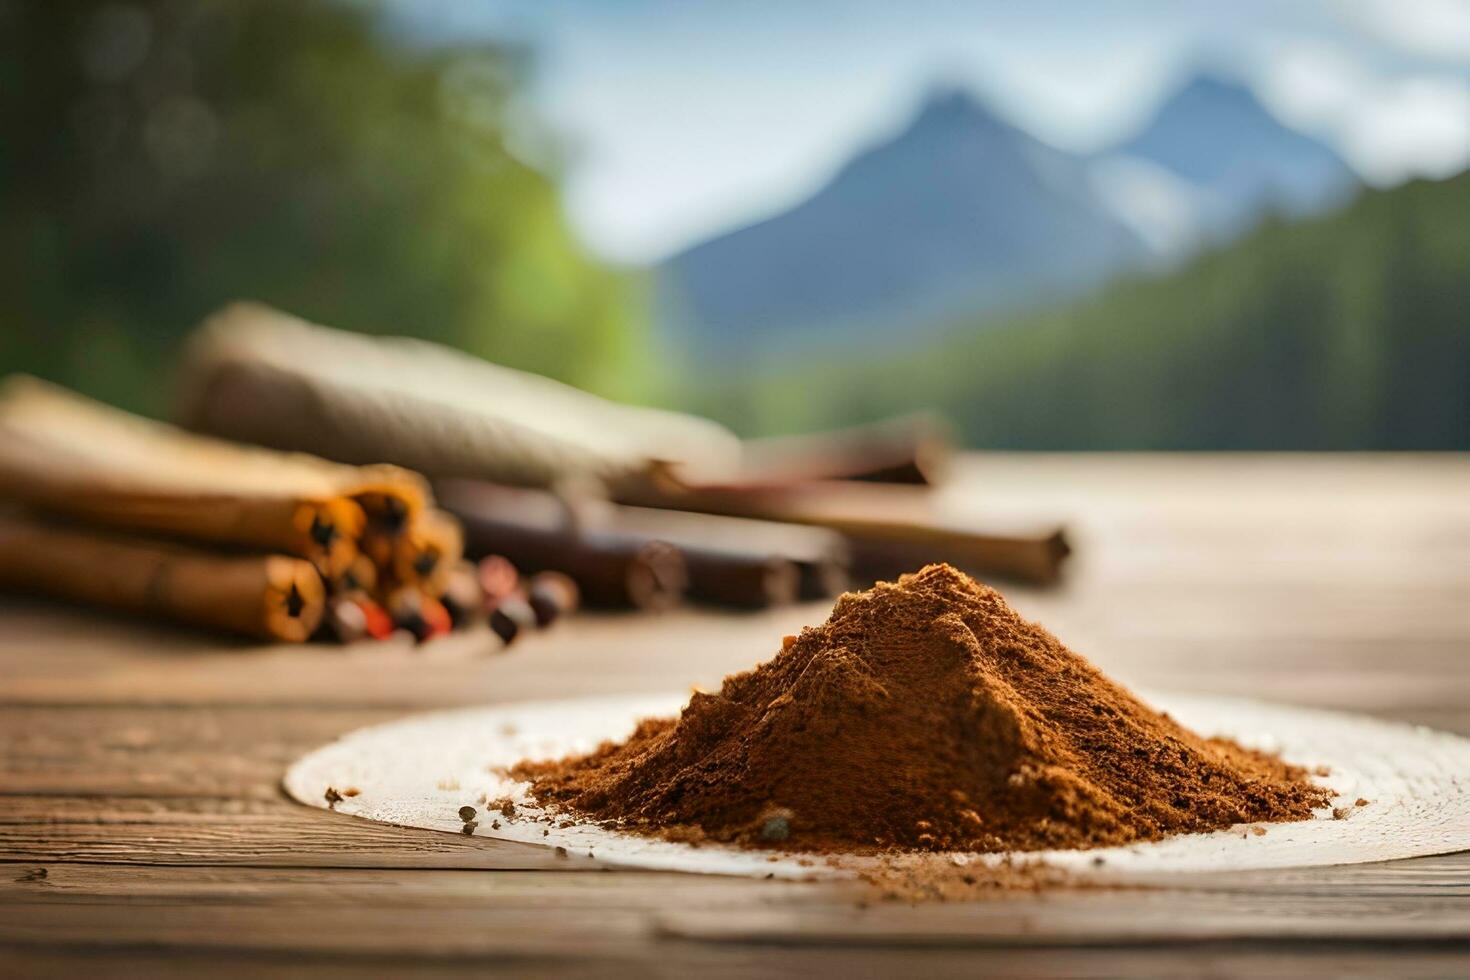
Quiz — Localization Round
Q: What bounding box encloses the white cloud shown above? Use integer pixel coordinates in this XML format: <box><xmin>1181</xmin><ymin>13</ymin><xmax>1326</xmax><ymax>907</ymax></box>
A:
<box><xmin>1347</xmin><ymin>75</ymin><xmax>1470</xmax><ymax>183</ymax></box>
<box><xmin>1262</xmin><ymin>40</ymin><xmax>1470</xmax><ymax>186</ymax></box>
<box><xmin>1089</xmin><ymin>155</ymin><xmax>1203</xmax><ymax>257</ymax></box>
<box><xmin>1349</xmin><ymin>0</ymin><xmax>1470</xmax><ymax>61</ymax></box>
<box><xmin>1259</xmin><ymin>42</ymin><xmax>1374</xmax><ymax>128</ymax></box>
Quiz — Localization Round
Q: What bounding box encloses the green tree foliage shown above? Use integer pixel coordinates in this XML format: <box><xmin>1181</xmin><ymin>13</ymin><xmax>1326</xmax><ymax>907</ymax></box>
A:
<box><xmin>0</xmin><ymin>0</ymin><xmax>641</xmax><ymax>416</ymax></box>
<box><xmin>689</xmin><ymin>173</ymin><xmax>1470</xmax><ymax>449</ymax></box>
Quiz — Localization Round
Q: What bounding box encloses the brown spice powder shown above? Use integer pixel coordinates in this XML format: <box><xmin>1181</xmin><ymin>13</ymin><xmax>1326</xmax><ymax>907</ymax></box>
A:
<box><xmin>852</xmin><ymin>856</ymin><xmax>1082</xmax><ymax>904</ymax></box>
<box><xmin>516</xmin><ymin>564</ymin><xmax>1332</xmax><ymax>853</ymax></box>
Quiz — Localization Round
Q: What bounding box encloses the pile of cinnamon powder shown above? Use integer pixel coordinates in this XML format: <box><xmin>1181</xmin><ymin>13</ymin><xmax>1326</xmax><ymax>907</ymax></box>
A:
<box><xmin>516</xmin><ymin>564</ymin><xmax>1332</xmax><ymax>853</ymax></box>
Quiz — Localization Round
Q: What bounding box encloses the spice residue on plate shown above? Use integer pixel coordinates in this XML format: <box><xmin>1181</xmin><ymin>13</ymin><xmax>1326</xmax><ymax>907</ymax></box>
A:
<box><xmin>514</xmin><ymin>564</ymin><xmax>1332</xmax><ymax>853</ymax></box>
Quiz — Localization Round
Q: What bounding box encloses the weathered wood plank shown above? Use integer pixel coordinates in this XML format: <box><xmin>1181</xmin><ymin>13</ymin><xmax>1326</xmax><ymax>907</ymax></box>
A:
<box><xmin>655</xmin><ymin>893</ymin><xmax>1470</xmax><ymax>947</ymax></box>
<box><xmin>0</xmin><ymin>863</ymin><xmax>808</xmax><ymax>907</ymax></box>
<box><xmin>0</xmin><ymin>795</ymin><xmax>580</xmax><ymax>869</ymax></box>
<box><xmin>5</xmin><ymin>856</ymin><xmax>1468</xmax><ymax>906</ymax></box>
<box><xmin>0</xmin><ymin>901</ymin><xmax>659</xmax><ymax>958</ymax></box>
<box><xmin>4</xmin><ymin>885</ymin><xmax>1470</xmax><ymax>956</ymax></box>
<box><xmin>0</xmin><ymin>705</ymin><xmax>401</xmax><ymax>799</ymax></box>
<box><xmin>6</xmin><ymin>943</ymin><xmax>1467</xmax><ymax>980</ymax></box>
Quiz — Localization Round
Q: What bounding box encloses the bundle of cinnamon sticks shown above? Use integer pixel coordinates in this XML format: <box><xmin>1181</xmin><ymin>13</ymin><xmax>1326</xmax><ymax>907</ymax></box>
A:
<box><xmin>0</xmin><ymin>302</ymin><xmax>1073</xmax><ymax>641</ymax></box>
<box><xmin>167</xmin><ymin>303</ymin><xmax>1070</xmax><ymax>611</ymax></box>
<box><xmin>0</xmin><ymin>376</ymin><xmax>482</xmax><ymax>644</ymax></box>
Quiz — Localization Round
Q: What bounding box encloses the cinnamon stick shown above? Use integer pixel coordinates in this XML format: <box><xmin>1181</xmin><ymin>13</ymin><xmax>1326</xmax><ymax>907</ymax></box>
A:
<box><xmin>845</xmin><ymin>526</ymin><xmax>1071</xmax><ymax>587</ymax></box>
<box><xmin>719</xmin><ymin>413</ymin><xmax>950</xmax><ymax>487</ymax></box>
<box><xmin>0</xmin><ymin>513</ymin><xmax>325</xmax><ymax>642</ymax></box>
<box><xmin>441</xmin><ymin>480</ymin><xmax>827</xmax><ymax>608</ymax></box>
<box><xmin>602</xmin><ymin>504</ymin><xmax>850</xmax><ymax>600</ymax></box>
<box><xmin>0</xmin><ymin>375</ymin><xmax>426</xmax><ymax>579</ymax></box>
<box><xmin>437</xmin><ymin>481</ymin><xmax>687</xmax><ymax>610</ymax></box>
<box><xmin>618</xmin><ymin>471</ymin><xmax>1070</xmax><ymax>586</ymax></box>
<box><xmin>461</xmin><ymin>518</ymin><xmax>687</xmax><ymax>610</ymax></box>
<box><xmin>387</xmin><ymin>508</ymin><xmax>464</xmax><ymax>598</ymax></box>
<box><xmin>177</xmin><ymin>302</ymin><xmax>742</xmax><ymax>489</ymax></box>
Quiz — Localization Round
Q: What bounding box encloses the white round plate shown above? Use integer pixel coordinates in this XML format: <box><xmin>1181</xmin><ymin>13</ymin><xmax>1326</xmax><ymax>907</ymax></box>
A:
<box><xmin>283</xmin><ymin>691</ymin><xmax>1470</xmax><ymax>879</ymax></box>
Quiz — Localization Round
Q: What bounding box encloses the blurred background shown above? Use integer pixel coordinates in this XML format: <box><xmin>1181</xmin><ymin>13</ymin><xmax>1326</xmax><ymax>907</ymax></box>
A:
<box><xmin>5</xmin><ymin>0</ymin><xmax>1469</xmax><ymax>448</ymax></box>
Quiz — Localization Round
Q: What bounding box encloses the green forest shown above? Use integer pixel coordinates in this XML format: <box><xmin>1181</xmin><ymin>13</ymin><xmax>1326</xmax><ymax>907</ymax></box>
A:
<box><xmin>0</xmin><ymin>1</ymin><xmax>643</xmax><ymax>417</ymax></box>
<box><xmin>690</xmin><ymin>172</ymin><xmax>1470</xmax><ymax>449</ymax></box>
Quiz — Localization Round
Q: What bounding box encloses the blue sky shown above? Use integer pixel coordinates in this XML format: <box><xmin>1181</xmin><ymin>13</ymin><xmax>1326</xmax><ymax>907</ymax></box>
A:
<box><xmin>390</xmin><ymin>0</ymin><xmax>1470</xmax><ymax>264</ymax></box>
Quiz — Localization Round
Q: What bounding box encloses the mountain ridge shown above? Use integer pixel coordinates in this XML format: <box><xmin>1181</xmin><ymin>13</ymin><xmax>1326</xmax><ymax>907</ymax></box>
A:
<box><xmin>1109</xmin><ymin>73</ymin><xmax>1358</xmax><ymax>240</ymax></box>
<box><xmin>684</xmin><ymin>171</ymin><xmax>1470</xmax><ymax>449</ymax></box>
<box><xmin>659</xmin><ymin>73</ymin><xmax>1359</xmax><ymax>367</ymax></box>
<box><xmin>658</xmin><ymin>85</ymin><xmax>1148</xmax><ymax>363</ymax></box>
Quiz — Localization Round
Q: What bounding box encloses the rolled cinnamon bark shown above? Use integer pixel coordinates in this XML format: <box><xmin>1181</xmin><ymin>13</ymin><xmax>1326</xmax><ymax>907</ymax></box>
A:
<box><xmin>331</xmin><ymin>552</ymin><xmax>380</xmax><ymax>597</ymax></box>
<box><xmin>355</xmin><ymin>489</ymin><xmax>422</xmax><ymax>570</ymax></box>
<box><xmin>602</xmin><ymin>504</ymin><xmax>850</xmax><ymax>600</ymax></box>
<box><xmin>618</xmin><ymin>470</ymin><xmax>1070</xmax><ymax>586</ymax></box>
<box><xmin>177</xmin><ymin>302</ymin><xmax>741</xmax><ymax>489</ymax></box>
<box><xmin>388</xmin><ymin>508</ymin><xmax>464</xmax><ymax>598</ymax></box>
<box><xmin>459</xmin><ymin>516</ymin><xmax>687</xmax><ymax>610</ymax></box>
<box><xmin>674</xmin><ymin>549</ymin><xmax>800</xmax><ymax>608</ymax></box>
<box><xmin>0</xmin><ymin>513</ymin><xmax>325</xmax><ymax>642</ymax></box>
<box><xmin>440</xmin><ymin>479</ymin><xmax>837</xmax><ymax>607</ymax></box>
<box><xmin>438</xmin><ymin>482</ymin><xmax>686</xmax><ymax>609</ymax></box>
<box><xmin>720</xmin><ymin>414</ymin><xmax>950</xmax><ymax>487</ymax></box>
<box><xmin>845</xmin><ymin>527</ymin><xmax>1071</xmax><ymax>587</ymax></box>
<box><xmin>0</xmin><ymin>376</ymin><xmax>426</xmax><ymax>580</ymax></box>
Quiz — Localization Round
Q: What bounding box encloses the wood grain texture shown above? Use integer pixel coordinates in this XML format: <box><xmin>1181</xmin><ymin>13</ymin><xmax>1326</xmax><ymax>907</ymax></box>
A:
<box><xmin>3</xmin><ymin>454</ymin><xmax>1470</xmax><ymax>977</ymax></box>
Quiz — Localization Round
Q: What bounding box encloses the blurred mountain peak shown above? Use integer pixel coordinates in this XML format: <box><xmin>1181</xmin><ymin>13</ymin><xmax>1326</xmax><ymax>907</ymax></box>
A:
<box><xmin>658</xmin><ymin>82</ymin><xmax>1146</xmax><ymax>364</ymax></box>
<box><xmin>1113</xmin><ymin>69</ymin><xmax>1357</xmax><ymax>229</ymax></box>
<box><xmin>906</xmin><ymin>84</ymin><xmax>1012</xmax><ymax>134</ymax></box>
<box><xmin>1137</xmin><ymin>73</ymin><xmax>1311</xmax><ymax>161</ymax></box>
<box><xmin>1170</xmin><ymin>72</ymin><xmax>1264</xmax><ymax>106</ymax></box>
<box><xmin>658</xmin><ymin>68</ymin><xmax>1361</xmax><ymax>367</ymax></box>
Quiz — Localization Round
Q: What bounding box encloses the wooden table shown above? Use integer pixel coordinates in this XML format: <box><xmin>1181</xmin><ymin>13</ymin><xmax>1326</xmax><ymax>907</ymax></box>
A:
<box><xmin>4</xmin><ymin>454</ymin><xmax>1470</xmax><ymax>977</ymax></box>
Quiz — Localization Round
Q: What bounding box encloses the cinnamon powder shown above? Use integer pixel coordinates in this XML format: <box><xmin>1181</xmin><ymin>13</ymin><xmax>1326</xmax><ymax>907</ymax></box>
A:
<box><xmin>516</xmin><ymin>564</ymin><xmax>1331</xmax><ymax>853</ymax></box>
